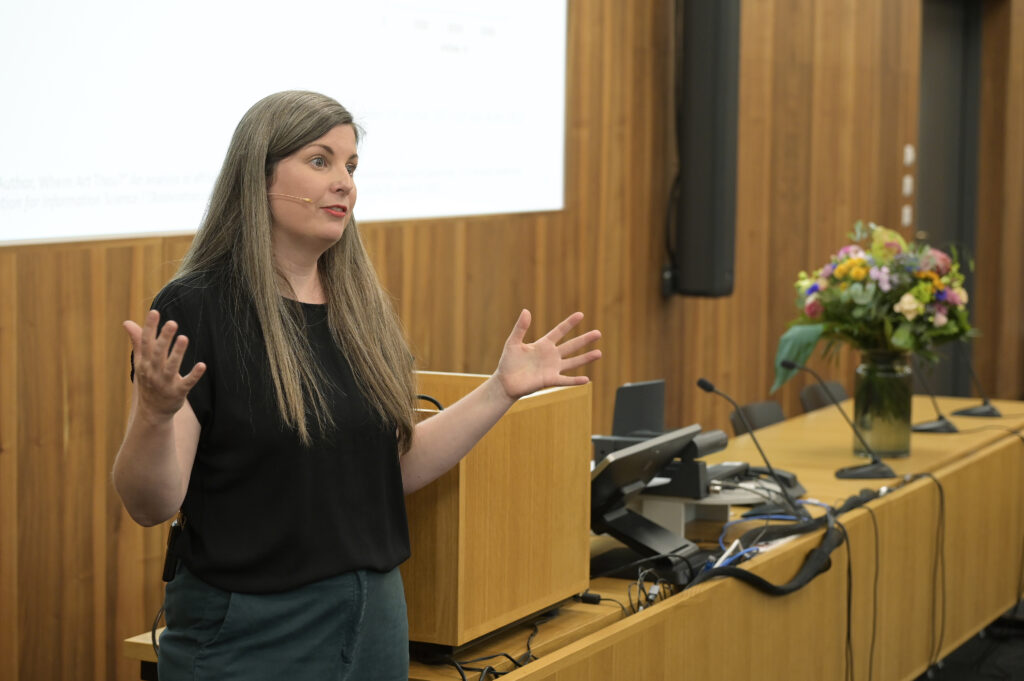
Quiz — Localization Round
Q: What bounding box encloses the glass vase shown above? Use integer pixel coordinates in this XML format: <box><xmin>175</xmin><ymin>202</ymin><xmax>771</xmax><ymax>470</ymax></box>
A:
<box><xmin>853</xmin><ymin>350</ymin><xmax>912</xmax><ymax>458</ymax></box>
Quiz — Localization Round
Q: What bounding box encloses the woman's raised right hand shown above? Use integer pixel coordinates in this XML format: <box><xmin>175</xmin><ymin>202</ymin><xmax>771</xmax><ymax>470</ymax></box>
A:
<box><xmin>124</xmin><ymin>310</ymin><xmax>207</xmax><ymax>420</ymax></box>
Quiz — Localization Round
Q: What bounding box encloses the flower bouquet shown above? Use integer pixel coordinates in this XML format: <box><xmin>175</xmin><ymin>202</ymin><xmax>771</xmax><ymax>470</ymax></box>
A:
<box><xmin>772</xmin><ymin>221</ymin><xmax>974</xmax><ymax>456</ymax></box>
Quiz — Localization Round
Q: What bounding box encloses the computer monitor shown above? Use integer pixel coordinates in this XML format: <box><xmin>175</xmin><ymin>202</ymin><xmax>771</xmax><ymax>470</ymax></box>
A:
<box><xmin>590</xmin><ymin>425</ymin><xmax>703</xmax><ymax>564</ymax></box>
<box><xmin>611</xmin><ymin>379</ymin><xmax>666</xmax><ymax>437</ymax></box>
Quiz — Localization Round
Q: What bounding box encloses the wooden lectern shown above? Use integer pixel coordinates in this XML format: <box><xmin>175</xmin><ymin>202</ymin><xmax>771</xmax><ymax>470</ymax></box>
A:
<box><xmin>402</xmin><ymin>372</ymin><xmax>592</xmax><ymax>648</ymax></box>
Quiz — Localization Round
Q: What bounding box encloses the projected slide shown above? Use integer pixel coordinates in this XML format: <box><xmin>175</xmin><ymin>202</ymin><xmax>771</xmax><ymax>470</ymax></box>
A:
<box><xmin>0</xmin><ymin>1</ymin><xmax>566</xmax><ymax>245</ymax></box>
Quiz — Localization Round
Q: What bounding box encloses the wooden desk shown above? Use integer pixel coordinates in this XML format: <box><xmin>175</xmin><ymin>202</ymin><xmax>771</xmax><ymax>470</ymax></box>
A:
<box><xmin>487</xmin><ymin>396</ymin><xmax>1024</xmax><ymax>681</ymax></box>
<box><xmin>125</xmin><ymin>396</ymin><xmax>1024</xmax><ymax>681</ymax></box>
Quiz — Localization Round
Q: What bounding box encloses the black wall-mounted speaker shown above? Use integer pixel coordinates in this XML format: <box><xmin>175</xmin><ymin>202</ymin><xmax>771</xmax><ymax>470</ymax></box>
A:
<box><xmin>663</xmin><ymin>0</ymin><xmax>740</xmax><ymax>298</ymax></box>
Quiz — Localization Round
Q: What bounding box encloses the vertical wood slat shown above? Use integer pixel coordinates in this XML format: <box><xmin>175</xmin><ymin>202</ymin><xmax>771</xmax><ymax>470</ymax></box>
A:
<box><xmin>977</xmin><ymin>0</ymin><xmax>1024</xmax><ymax>399</ymax></box>
<box><xmin>0</xmin><ymin>250</ymin><xmax>19</xmax><ymax>681</ymax></box>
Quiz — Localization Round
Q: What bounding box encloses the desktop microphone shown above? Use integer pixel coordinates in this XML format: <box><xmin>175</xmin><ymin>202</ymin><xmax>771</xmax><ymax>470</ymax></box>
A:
<box><xmin>952</xmin><ymin>354</ymin><xmax>1002</xmax><ymax>417</ymax></box>
<box><xmin>696</xmin><ymin>378</ymin><xmax>808</xmax><ymax>519</ymax></box>
<box><xmin>780</xmin><ymin>360</ymin><xmax>896</xmax><ymax>479</ymax></box>
<box><xmin>911</xmin><ymin>364</ymin><xmax>959</xmax><ymax>433</ymax></box>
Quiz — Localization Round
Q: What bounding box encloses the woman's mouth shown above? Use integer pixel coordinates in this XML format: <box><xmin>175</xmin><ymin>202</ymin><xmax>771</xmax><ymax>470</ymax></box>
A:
<box><xmin>322</xmin><ymin>205</ymin><xmax>348</xmax><ymax>218</ymax></box>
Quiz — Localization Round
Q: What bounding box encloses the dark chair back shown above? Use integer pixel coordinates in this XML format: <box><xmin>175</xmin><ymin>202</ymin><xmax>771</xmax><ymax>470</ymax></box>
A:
<box><xmin>729</xmin><ymin>400</ymin><xmax>785</xmax><ymax>436</ymax></box>
<box><xmin>799</xmin><ymin>381</ymin><xmax>848</xmax><ymax>413</ymax></box>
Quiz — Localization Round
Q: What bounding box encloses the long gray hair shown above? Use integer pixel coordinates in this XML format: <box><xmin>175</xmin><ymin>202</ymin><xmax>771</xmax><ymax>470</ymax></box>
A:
<box><xmin>176</xmin><ymin>90</ymin><xmax>415</xmax><ymax>451</ymax></box>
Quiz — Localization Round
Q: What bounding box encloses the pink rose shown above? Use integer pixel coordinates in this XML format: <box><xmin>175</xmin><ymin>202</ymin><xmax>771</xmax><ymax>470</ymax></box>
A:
<box><xmin>928</xmin><ymin>248</ymin><xmax>952</xmax><ymax>275</ymax></box>
<box><xmin>804</xmin><ymin>297</ymin><xmax>823</xmax><ymax>318</ymax></box>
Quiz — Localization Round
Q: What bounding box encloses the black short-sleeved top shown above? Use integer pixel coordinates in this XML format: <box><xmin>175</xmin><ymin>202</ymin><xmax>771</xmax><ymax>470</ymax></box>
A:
<box><xmin>139</xmin><ymin>273</ymin><xmax>410</xmax><ymax>594</ymax></box>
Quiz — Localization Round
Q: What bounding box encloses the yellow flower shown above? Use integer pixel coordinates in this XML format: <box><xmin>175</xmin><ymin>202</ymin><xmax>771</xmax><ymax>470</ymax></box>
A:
<box><xmin>850</xmin><ymin>266</ymin><xmax>868</xmax><ymax>281</ymax></box>
<box><xmin>915</xmin><ymin>270</ymin><xmax>945</xmax><ymax>290</ymax></box>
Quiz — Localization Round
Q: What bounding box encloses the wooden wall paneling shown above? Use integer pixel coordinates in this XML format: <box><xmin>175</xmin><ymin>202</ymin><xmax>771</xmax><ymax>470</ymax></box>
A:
<box><xmin>626</xmin><ymin>0</ymin><xmax>677</xmax><ymax>424</ymax></box>
<box><xmin>60</xmin><ymin>247</ymin><xmax>100</xmax><ymax>676</ymax></box>
<box><xmin>363</xmin><ymin>223</ymin><xmax>412</xmax><ymax>345</ymax></box>
<box><xmin>89</xmin><ymin>246</ymin><xmax>111</xmax><ymax>681</ymax></box>
<box><xmin>801</xmin><ymin>0</ymin><xmax>859</xmax><ymax>404</ymax></box>
<box><xmin>591</xmin><ymin>0</ymin><xmax>630</xmax><ymax>428</ymax></box>
<box><xmin>766</xmin><ymin>0</ymin><xmax>817</xmax><ymax>419</ymax></box>
<box><xmin>0</xmin><ymin>249</ymin><xmax>19</xmax><ymax>681</ymax></box>
<box><xmin>897</xmin><ymin>0</ymin><xmax>924</xmax><ymax>227</ymax></box>
<box><xmin>101</xmin><ymin>244</ymin><xmax>140</xmax><ymax>681</ymax></box>
<box><xmin>977</xmin><ymin>0</ymin><xmax>1024</xmax><ymax>399</ymax></box>
<box><xmin>564</xmin><ymin>0</ymin><xmax>608</xmax><ymax>425</ymax></box>
<box><xmin>17</xmin><ymin>247</ymin><xmax>64</xmax><ymax>679</ymax></box>
<box><xmin>111</xmin><ymin>242</ymin><xmax>155</xmax><ymax>681</ymax></box>
<box><xmin>404</xmin><ymin>219</ymin><xmax>468</xmax><ymax>373</ymax></box>
<box><xmin>975</xmin><ymin>0</ymin><xmax>1009</xmax><ymax>398</ymax></box>
<box><xmin>1003</xmin><ymin>0</ymin><xmax>1024</xmax><ymax>399</ymax></box>
<box><xmin>463</xmin><ymin>217</ymin><xmax>534</xmax><ymax>373</ymax></box>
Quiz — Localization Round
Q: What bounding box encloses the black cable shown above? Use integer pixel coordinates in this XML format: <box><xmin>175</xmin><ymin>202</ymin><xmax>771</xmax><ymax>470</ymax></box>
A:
<box><xmin>416</xmin><ymin>393</ymin><xmax>444</xmax><ymax>410</ymax></box>
<box><xmin>1017</xmin><ymin>535</ymin><xmax>1024</xmax><ymax>619</ymax></box>
<box><xmin>863</xmin><ymin>505</ymin><xmax>881</xmax><ymax>681</ymax></box>
<box><xmin>518</xmin><ymin>610</ymin><xmax>557</xmax><ymax>665</ymax></box>
<box><xmin>446</xmin><ymin>656</ymin><xmax>469</xmax><ymax>681</ymax></box>
<box><xmin>919</xmin><ymin>473</ymin><xmax>948</xmax><ymax>668</ymax></box>
<box><xmin>601</xmin><ymin>596</ymin><xmax>629</xmax><ymax>615</ymax></box>
<box><xmin>150</xmin><ymin>603</ymin><xmax>164</xmax><ymax>659</ymax></box>
<box><xmin>449</xmin><ymin>611</ymin><xmax>556</xmax><ymax>678</ymax></box>
<box><xmin>835</xmin><ymin>519</ymin><xmax>854</xmax><ymax>681</ymax></box>
<box><xmin>954</xmin><ymin>424</ymin><xmax>1024</xmax><ymax>444</ymax></box>
<box><xmin>575</xmin><ymin>590</ymin><xmax>629</xmax><ymax>615</ymax></box>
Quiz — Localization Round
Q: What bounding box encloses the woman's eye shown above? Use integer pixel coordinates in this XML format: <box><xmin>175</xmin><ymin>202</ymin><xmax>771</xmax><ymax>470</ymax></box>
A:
<box><xmin>310</xmin><ymin>156</ymin><xmax>327</xmax><ymax>169</ymax></box>
<box><xmin>346</xmin><ymin>164</ymin><xmax>357</xmax><ymax>175</ymax></box>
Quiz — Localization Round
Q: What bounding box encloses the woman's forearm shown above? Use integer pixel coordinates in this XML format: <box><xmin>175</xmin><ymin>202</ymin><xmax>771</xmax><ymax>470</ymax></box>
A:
<box><xmin>113</xmin><ymin>399</ymin><xmax>199</xmax><ymax>526</ymax></box>
<box><xmin>400</xmin><ymin>375</ymin><xmax>516</xmax><ymax>494</ymax></box>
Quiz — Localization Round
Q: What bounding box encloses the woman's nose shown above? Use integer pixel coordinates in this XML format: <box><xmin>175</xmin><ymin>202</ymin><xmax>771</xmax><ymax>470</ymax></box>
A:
<box><xmin>331</xmin><ymin>169</ymin><xmax>354</xmax><ymax>194</ymax></box>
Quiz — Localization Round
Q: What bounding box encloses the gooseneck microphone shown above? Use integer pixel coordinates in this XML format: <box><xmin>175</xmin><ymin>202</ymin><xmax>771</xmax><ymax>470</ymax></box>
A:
<box><xmin>696</xmin><ymin>378</ymin><xmax>809</xmax><ymax>519</ymax></box>
<box><xmin>911</xmin><ymin>366</ymin><xmax>959</xmax><ymax>433</ymax></box>
<box><xmin>952</xmin><ymin>356</ymin><xmax>1002</xmax><ymax>417</ymax></box>
<box><xmin>780</xmin><ymin>361</ymin><xmax>896</xmax><ymax>479</ymax></box>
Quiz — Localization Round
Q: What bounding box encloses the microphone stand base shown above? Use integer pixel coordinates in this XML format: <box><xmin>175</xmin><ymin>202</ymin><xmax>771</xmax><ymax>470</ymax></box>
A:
<box><xmin>835</xmin><ymin>460</ymin><xmax>897</xmax><ymax>479</ymax></box>
<box><xmin>952</xmin><ymin>403</ymin><xmax>1002</xmax><ymax>417</ymax></box>
<box><xmin>912</xmin><ymin>417</ymin><xmax>959</xmax><ymax>433</ymax></box>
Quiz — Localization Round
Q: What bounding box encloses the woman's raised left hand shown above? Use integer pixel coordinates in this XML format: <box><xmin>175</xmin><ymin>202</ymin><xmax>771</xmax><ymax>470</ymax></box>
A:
<box><xmin>494</xmin><ymin>310</ymin><xmax>602</xmax><ymax>400</ymax></box>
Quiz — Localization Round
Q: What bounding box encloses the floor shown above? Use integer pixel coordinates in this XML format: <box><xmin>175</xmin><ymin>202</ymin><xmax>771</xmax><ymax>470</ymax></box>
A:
<box><xmin>914</xmin><ymin>607</ymin><xmax>1024</xmax><ymax>681</ymax></box>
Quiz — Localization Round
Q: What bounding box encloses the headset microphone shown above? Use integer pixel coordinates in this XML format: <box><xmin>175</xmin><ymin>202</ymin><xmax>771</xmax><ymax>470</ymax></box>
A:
<box><xmin>268</xmin><ymin>193</ymin><xmax>314</xmax><ymax>204</ymax></box>
<box><xmin>696</xmin><ymin>378</ymin><xmax>809</xmax><ymax>519</ymax></box>
<box><xmin>780</xmin><ymin>360</ymin><xmax>896</xmax><ymax>479</ymax></box>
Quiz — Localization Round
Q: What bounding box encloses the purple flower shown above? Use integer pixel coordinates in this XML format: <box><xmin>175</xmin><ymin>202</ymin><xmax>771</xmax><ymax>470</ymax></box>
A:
<box><xmin>869</xmin><ymin>265</ymin><xmax>892</xmax><ymax>292</ymax></box>
<box><xmin>821</xmin><ymin>263</ymin><xmax>836</xmax><ymax>278</ymax></box>
<box><xmin>806</xmin><ymin>283</ymin><xmax>820</xmax><ymax>295</ymax></box>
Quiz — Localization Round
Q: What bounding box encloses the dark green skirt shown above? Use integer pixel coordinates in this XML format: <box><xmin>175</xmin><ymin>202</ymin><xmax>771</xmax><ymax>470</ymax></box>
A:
<box><xmin>157</xmin><ymin>563</ymin><xmax>409</xmax><ymax>681</ymax></box>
